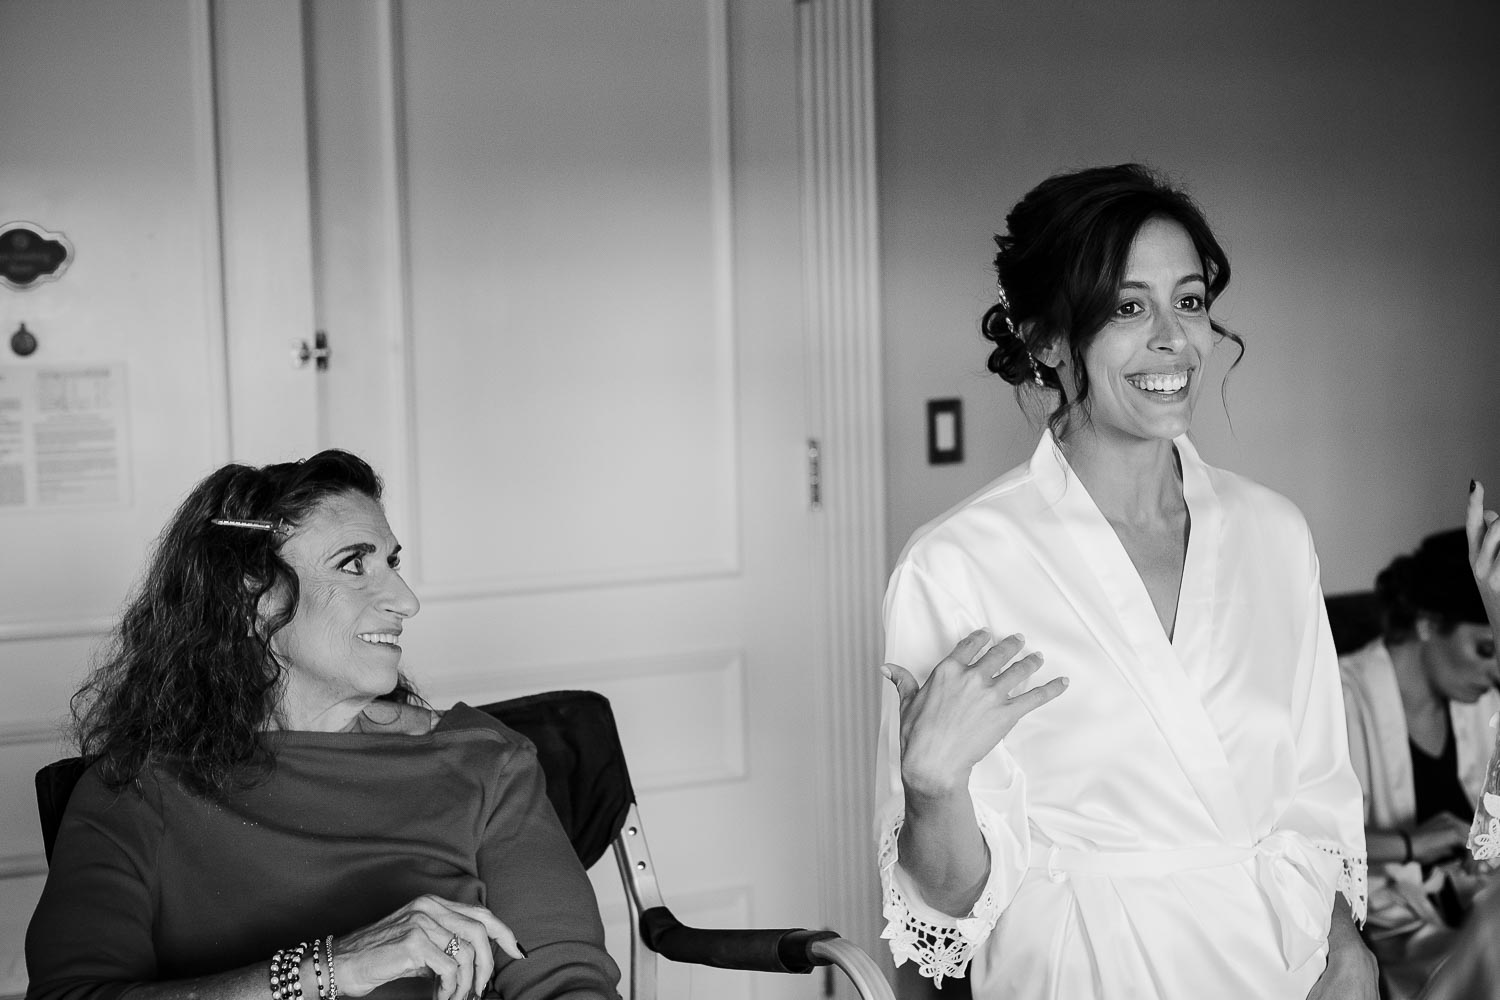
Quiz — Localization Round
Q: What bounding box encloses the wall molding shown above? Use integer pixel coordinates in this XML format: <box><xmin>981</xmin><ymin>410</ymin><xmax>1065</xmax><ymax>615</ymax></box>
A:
<box><xmin>0</xmin><ymin>720</ymin><xmax>65</xmax><ymax>748</ymax></box>
<box><xmin>0</xmin><ymin>853</ymin><xmax>46</xmax><ymax>882</ymax></box>
<box><xmin>383</xmin><ymin>0</ymin><xmax>742</xmax><ymax>595</ymax></box>
<box><xmin>426</xmin><ymin>648</ymin><xmax>747</xmax><ymax>791</ymax></box>
<box><xmin>797</xmin><ymin>0</ymin><xmax>886</xmax><ymax>976</ymax></box>
<box><xmin>410</xmin><ymin>559</ymin><xmax>739</xmax><ymax>604</ymax></box>
<box><xmin>194</xmin><ymin>0</ymin><xmax>233</xmax><ymax>466</ymax></box>
<box><xmin>0</xmin><ymin>616</ymin><xmax>112</xmax><ymax>643</ymax></box>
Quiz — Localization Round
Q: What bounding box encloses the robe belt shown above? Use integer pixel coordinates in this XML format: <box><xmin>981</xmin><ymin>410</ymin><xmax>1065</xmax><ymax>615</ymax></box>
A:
<box><xmin>1029</xmin><ymin>842</ymin><xmax>1253</xmax><ymax>882</ymax></box>
<box><xmin>1028</xmin><ymin>832</ymin><xmax>1338</xmax><ymax>971</ymax></box>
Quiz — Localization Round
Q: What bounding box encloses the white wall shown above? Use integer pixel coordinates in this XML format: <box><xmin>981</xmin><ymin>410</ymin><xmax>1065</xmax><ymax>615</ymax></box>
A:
<box><xmin>877</xmin><ymin>0</ymin><xmax>1500</xmax><ymax>593</ymax></box>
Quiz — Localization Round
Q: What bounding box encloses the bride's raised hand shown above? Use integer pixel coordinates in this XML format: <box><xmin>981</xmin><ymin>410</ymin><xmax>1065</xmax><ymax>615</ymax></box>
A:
<box><xmin>883</xmin><ymin>629</ymin><xmax>1067</xmax><ymax>798</ymax></box>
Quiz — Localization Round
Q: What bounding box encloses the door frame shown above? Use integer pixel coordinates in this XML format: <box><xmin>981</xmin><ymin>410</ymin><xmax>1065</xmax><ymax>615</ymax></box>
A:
<box><xmin>796</xmin><ymin>0</ymin><xmax>887</xmax><ymax>973</ymax></box>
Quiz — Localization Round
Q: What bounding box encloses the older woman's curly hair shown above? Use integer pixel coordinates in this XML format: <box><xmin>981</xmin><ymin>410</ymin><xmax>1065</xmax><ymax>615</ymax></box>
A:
<box><xmin>72</xmin><ymin>450</ymin><xmax>418</xmax><ymax>797</ymax></box>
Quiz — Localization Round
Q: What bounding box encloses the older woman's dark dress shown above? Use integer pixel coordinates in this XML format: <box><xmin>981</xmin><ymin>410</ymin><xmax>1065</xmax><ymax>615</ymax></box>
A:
<box><xmin>26</xmin><ymin>705</ymin><xmax>620</xmax><ymax>1000</ymax></box>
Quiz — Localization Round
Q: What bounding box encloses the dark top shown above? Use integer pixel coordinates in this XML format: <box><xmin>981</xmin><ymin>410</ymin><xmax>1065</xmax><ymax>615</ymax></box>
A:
<box><xmin>25</xmin><ymin>704</ymin><xmax>620</xmax><ymax>1000</ymax></box>
<box><xmin>1410</xmin><ymin>713</ymin><xmax>1471</xmax><ymax>826</ymax></box>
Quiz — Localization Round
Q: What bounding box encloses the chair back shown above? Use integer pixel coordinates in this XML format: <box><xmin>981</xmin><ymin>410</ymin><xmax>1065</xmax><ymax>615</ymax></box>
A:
<box><xmin>1325</xmin><ymin>591</ymin><xmax>1383</xmax><ymax>656</ymax></box>
<box><xmin>35</xmin><ymin>757</ymin><xmax>87</xmax><ymax>863</ymax></box>
<box><xmin>477</xmin><ymin>690</ymin><xmax>635</xmax><ymax>869</ymax></box>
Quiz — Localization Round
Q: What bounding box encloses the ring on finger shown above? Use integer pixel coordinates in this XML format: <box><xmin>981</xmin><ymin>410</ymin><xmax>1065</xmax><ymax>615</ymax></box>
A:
<box><xmin>445</xmin><ymin>933</ymin><xmax>463</xmax><ymax>958</ymax></box>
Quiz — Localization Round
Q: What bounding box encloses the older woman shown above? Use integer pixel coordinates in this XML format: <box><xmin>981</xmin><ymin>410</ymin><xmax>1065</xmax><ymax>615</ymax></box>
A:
<box><xmin>877</xmin><ymin>164</ymin><xmax>1371</xmax><ymax>998</ymax></box>
<box><xmin>1340</xmin><ymin>499</ymin><xmax>1500</xmax><ymax>997</ymax></box>
<box><xmin>26</xmin><ymin>451</ymin><xmax>620</xmax><ymax>1000</ymax></box>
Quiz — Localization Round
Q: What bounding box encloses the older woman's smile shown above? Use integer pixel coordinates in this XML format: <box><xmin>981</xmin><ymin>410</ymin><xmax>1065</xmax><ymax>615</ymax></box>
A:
<box><xmin>357</xmin><ymin>631</ymin><xmax>403</xmax><ymax>646</ymax></box>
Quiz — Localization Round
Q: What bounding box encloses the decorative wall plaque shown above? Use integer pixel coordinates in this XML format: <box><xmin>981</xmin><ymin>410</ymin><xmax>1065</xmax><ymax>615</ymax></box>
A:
<box><xmin>0</xmin><ymin>222</ymin><xmax>74</xmax><ymax>291</ymax></box>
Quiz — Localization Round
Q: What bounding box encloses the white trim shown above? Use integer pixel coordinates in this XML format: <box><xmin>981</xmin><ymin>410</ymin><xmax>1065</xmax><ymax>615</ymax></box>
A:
<box><xmin>705</xmin><ymin>0</ymin><xmax>742</xmax><ymax>580</ymax></box>
<box><xmin>191</xmin><ymin>0</ymin><xmax>232</xmax><ymax>466</ymax></box>
<box><xmin>0</xmin><ymin>720</ymin><xmax>65</xmax><ymax>747</ymax></box>
<box><xmin>798</xmin><ymin>0</ymin><xmax>886</xmax><ymax>975</ymax></box>
<box><xmin>0</xmin><ymin>616</ymin><xmax>112</xmax><ymax>643</ymax></box>
<box><xmin>0</xmin><ymin>853</ymin><xmax>47</xmax><ymax>881</ymax></box>
<box><xmin>427</xmin><ymin>649</ymin><xmax>748</xmax><ymax>791</ymax></box>
<box><xmin>406</xmin><ymin>558</ymin><xmax>738</xmax><ymax>603</ymax></box>
<box><xmin>376</xmin><ymin>1</ymin><xmax>423</xmax><ymax>582</ymax></box>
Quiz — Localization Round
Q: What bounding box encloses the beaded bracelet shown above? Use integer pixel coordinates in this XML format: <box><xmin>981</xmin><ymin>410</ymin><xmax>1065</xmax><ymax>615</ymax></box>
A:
<box><xmin>271</xmin><ymin>937</ymin><xmax>341</xmax><ymax>1000</ymax></box>
<box><xmin>270</xmin><ymin>942</ymin><xmax>308</xmax><ymax>1000</ymax></box>
<box><xmin>325</xmin><ymin>935</ymin><xmax>339</xmax><ymax>1000</ymax></box>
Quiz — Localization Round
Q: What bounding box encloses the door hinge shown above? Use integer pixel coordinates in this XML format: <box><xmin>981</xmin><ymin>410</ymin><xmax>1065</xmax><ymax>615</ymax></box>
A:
<box><xmin>807</xmin><ymin>438</ymin><xmax>822</xmax><ymax>511</ymax></box>
<box><xmin>290</xmin><ymin>330</ymin><xmax>330</xmax><ymax>371</ymax></box>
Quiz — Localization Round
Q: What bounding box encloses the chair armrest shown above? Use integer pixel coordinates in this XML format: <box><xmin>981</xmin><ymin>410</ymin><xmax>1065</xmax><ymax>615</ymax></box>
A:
<box><xmin>638</xmin><ymin>905</ymin><xmax>837</xmax><ymax>974</ymax></box>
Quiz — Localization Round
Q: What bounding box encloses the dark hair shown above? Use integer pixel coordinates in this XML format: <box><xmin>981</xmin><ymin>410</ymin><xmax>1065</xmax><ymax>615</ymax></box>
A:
<box><xmin>981</xmin><ymin>163</ymin><xmax>1243</xmax><ymax>438</ymax></box>
<box><xmin>72</xmin><ymin>449</ymin><xmax>419</xmax><ymax>796</ymax></box>
<box><xmin>1374</xmin><ymin>527</ymin><xmax>1489</xmax><ymax>645</ymax></box>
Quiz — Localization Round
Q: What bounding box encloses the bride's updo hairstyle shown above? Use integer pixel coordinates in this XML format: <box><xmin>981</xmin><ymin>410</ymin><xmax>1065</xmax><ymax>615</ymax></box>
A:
<box><xmin>982</xmin><ymin>163</ymin><xmax>1241</xmax><ymax>437</ymax></box>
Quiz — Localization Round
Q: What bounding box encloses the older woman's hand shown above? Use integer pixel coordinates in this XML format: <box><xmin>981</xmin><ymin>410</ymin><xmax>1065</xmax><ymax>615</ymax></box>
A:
<box><xmin>334</xmin><ymin>894</ymin><xmax>526</xmax><ymax>1000</ymax></box>
<box><xmin>884</xmin><ymin>629</ymin><xmax>1067</xmax><ymax>798</ymax></box>
<box><xmin>1468</xmin><ymin>481</ymin><xmax>1500</xmax><ymax>629</ymax></box>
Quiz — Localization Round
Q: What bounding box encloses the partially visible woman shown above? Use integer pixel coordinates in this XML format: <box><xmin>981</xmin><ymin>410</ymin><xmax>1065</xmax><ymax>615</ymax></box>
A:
<box><xmin>1339</xmin><ymin>488</ymin><xmax>1500</xmax><ymax>998</ymax></box>
<box><xmin>26</xmin><ymin>451</ymin><xmax>620</xmax><ymax>1000</ymax></box>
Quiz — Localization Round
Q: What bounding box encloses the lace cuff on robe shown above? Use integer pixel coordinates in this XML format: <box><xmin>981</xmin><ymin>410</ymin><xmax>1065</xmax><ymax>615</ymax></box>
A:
<box><xmin>1316</xmin><ymin>841</ymin><xmax>1368</xmax><ymax>925</ymax></box>
<box><xmin>876</xmin><ymin>806</ymin><xmax>1009</xmax><ymax>988</ymax></box>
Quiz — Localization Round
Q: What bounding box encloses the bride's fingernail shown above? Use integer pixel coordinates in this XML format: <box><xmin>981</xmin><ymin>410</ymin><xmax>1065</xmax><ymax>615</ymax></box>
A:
<box><xmin>1472</xmin><ymin>479</ymin><xmax>1478</xmax><ymax>494</ymax></box>
<box><xmin>516</xmin><ymin>942</ymin><xmax>530</xmax><ymax>959</ymax></box>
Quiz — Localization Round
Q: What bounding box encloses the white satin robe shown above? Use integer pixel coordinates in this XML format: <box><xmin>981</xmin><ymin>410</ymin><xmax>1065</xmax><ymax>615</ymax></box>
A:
<box><xmin>876</xmin><ymin>432</ymin><xmax>1366</xmax><ymax>999</ymax></box>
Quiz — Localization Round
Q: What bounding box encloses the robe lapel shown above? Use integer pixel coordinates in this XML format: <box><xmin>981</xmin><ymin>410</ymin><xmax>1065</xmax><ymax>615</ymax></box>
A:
<box><xmin>1028</xmin><ymin>432</ymin><xmax>1253</xmax><ymax>842</ymax></box>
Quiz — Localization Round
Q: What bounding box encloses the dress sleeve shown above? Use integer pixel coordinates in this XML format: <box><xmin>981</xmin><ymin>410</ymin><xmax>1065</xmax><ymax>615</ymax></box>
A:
<box><xmin>876</xmin><ymin>558</ymin><xmax>1032</xmax><ymax>987</ymax></box>
<box><xmin>478</xmin><ymin>738</ymin><xmax>623</xmax><ymax>1000</ymax></box>
<box><xmin>24</xmin><ymin>768</ymin><xmax>162</xmax><ymax>1000</ymax></box>
<box><xmin>1274</xmin><ymin>538</ymin><xmax>1369</xmax><ymax>929</ymax></box>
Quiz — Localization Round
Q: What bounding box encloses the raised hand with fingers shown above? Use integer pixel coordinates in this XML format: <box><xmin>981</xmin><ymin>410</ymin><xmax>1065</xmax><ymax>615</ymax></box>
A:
<box><xmin>1467</xmin><ymin>480</ymin><xmax>1500</xmax><ymax>631</ymax></box>
<box><xmin>333</xmin><ymin>894</ymin><xmax>526</xmax><ymax>1000</ymax></box>
<box><xmin>884</xmin><ymin>629</ymin><xmax>1068</xmax><ymax>798</ymax></box>
<box><xmin>883</xmin><ymin>629</ymin><xmax>1068</xmax><ymax>917</ymax></box>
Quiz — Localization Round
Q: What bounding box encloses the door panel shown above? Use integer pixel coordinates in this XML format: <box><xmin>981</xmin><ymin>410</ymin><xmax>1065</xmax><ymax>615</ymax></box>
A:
<box><xmin>309</xmin><ymin>3</ymin><xmax>821</xmax><ymax>997</ymax></box>
<box><xmin>400</xmin><ymin>0</ymin><xmax>738</xmax><ymax>593</ymax></box>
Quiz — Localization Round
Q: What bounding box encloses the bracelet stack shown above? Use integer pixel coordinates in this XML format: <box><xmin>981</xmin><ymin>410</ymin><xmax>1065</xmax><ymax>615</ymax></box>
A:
<box><xmin>271</xmin><ymin>938</ymin><xmax>339</xmax><ymax>1000</ymax></box>
<box><xmin>270</xmin><ymin>943</ymin><xmax>306</xmax><ymax>1000</ymax></box>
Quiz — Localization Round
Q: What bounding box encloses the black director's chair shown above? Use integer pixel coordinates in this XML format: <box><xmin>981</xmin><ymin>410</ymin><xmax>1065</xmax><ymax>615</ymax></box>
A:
<box><xmin>36</xmin><ymin>690</ymin><xmax>894</xmax><ymax>1000</ymax></box>
<box><xmin>478</xmin><ymin>690</ymin><xmax>893</xmax><ymax>1000</ymax></box>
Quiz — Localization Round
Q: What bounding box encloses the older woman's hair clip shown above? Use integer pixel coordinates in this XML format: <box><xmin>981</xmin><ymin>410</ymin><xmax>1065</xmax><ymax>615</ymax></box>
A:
<box><xmin>209</xmin><ymin>517</ymin><xmax>289</xmax><ymax>535</ymax></box>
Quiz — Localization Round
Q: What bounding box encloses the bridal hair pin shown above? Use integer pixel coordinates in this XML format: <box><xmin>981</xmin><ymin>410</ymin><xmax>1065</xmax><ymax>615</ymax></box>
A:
<box><xmin>996</xmin><ymin>283</ymin><xmax>1020</xmax><ymax>338</ymax></box>
<box><xmin>210</xmin><ymin>517</ymin><xmax>289</xmax><ymax>535</ymax></box>
<box><xmin>999</xmin><ymin>282</ymin><xmax>1045</xmax><ymax>387</ymax></box>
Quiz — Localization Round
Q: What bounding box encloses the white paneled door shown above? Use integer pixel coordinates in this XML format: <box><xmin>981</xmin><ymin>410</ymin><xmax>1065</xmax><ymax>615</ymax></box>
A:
<box><xmin>306</xmin><ymin>4</ymin><xmax>825</xmax><ymax>999</ymax></box>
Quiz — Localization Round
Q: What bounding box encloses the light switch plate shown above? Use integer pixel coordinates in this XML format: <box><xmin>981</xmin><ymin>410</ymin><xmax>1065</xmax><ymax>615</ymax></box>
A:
<box><xmin>926</xmin><ymin>397</ymin><xmax>963</xmax><ymax>465</ymax></box>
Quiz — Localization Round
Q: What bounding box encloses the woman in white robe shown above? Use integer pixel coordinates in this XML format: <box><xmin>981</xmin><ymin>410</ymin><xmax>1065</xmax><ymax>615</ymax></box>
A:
<box><xmin>876</xmin><ymin>164</ymin><xmax>1371</xmax><ymax>999</ymax></box>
